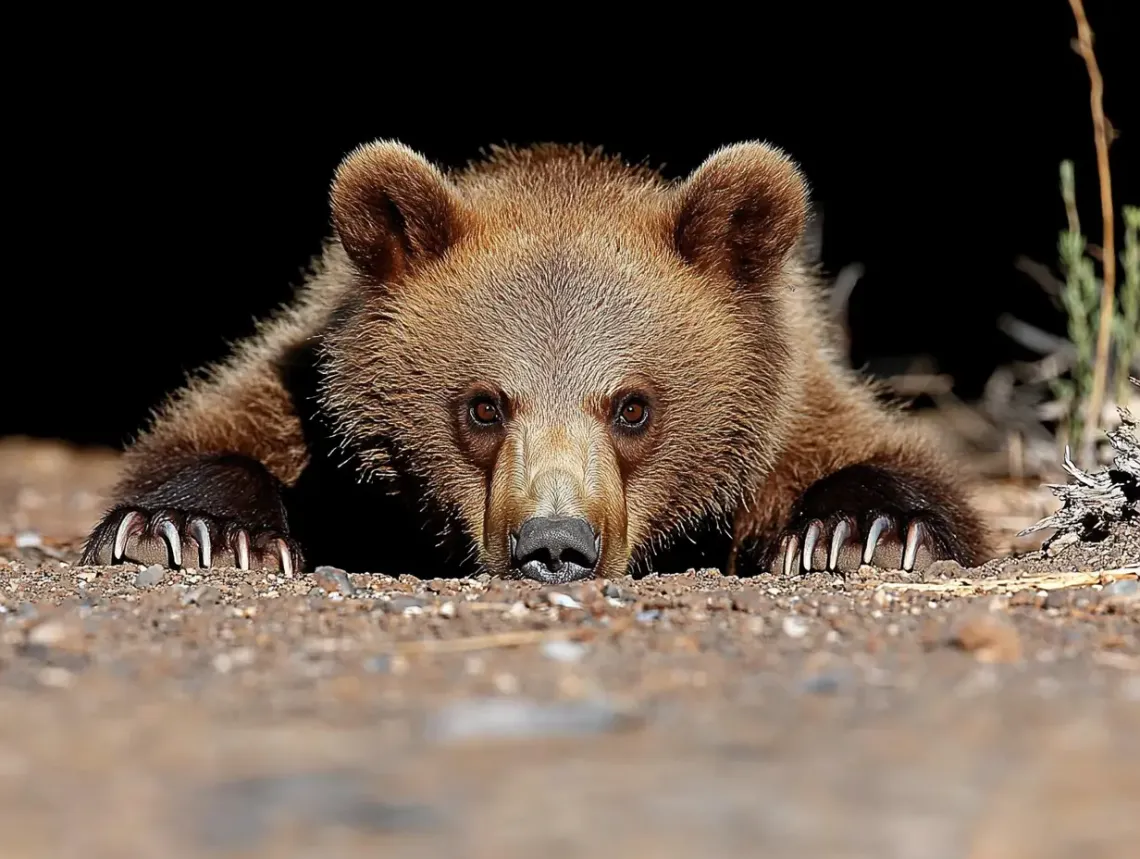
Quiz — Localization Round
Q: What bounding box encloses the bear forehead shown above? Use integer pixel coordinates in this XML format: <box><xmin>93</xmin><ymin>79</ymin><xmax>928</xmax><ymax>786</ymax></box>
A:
<box><xmin>377</xmin><ymin>244</ymin><xmax>758</xmax><ymax>399</ymax></box>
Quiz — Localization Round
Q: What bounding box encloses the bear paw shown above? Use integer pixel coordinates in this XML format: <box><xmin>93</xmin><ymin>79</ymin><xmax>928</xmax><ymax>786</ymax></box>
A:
<box><xmin>774</xmin><ymin>512</ymin><xmax>938</xmax><ymax>575</ymax></box>
<box><xmin>771</xmin><ymin>462</ymin><xmax>979</xmax><ymax>575</ymax></box>
<box><xmin>79</xmin><ymin>507</ymin><xmax>302</xmax><ymax>574</ymax></box>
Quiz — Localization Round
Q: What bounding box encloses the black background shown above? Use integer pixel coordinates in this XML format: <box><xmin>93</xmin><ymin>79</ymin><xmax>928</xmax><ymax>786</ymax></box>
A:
<box><xmin>6</xmin><ymin>3</ymin><xmax>1136</xmax><ymax>449</ymax></box>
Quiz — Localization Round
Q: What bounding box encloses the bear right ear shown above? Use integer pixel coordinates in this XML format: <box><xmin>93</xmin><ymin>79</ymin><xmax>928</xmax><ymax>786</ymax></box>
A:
<box><xmin>330</xmin><ymin>141</ymin><xmax>467</xmax><ymax>282</ymax></box>
<box><xmin>672</xmin><ymin>142</ymin><xmax>809</xmax><ymax>288</ymax></box>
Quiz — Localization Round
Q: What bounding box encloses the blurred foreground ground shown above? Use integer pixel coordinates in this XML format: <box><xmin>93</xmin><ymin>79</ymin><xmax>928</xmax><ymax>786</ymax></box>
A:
<box><xmin>0</xmin><ymin>436</ymin><xmax>1137</xmax><ymax>858</ymax></box>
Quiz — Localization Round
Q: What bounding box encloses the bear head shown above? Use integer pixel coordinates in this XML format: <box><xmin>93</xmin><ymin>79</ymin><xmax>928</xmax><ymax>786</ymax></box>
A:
<box><xmin>320</xmin><ymin>140</ymin><xmax>810</xmax><ymax>582</ymax></box>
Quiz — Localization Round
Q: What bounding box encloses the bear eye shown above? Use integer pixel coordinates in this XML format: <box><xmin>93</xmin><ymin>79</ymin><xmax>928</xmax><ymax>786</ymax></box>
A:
<box><xmin>469</xmin><ymin>397</ymin><xmax>501</xmax><ymax>426</ymax></box>
<box><xmin>615</xmin><ymin>396</ymin><xmax>650</xmax><ymax>430</ymax></box>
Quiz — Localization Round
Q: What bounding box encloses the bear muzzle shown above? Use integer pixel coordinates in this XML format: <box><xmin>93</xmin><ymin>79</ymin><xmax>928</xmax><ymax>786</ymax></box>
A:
<box><xmin>485</xmin><ymin>420</ymin><xmax>628</xmax><ymax>581</ymax></box>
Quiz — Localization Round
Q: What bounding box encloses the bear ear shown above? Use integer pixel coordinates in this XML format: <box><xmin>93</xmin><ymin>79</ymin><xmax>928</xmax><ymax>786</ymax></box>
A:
<box><xmin>672</xmin><ymin>142</ymin><xmax>809</xmax><ymax>287</ymax></box>
<box><xmin>330</xmin><ymin>140</ymin><xmax>467</xmax><ymax>282</ymax></box>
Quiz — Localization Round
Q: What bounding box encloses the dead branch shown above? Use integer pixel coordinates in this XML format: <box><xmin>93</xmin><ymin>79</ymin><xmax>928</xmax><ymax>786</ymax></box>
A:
<box><xmin>996</xmin><ymin>314</ymin><xmax>1075</xmax><ymax>357</ymax></box>
<box><xmin>1068</xmin><ymin>0</ymin><xmax>1118</xmax><ymax>462</ymax></box>
<box><xmin>1020</xmin><ymin>378</ymin><xmax>1139</xmax><ymax>541</ymax></box>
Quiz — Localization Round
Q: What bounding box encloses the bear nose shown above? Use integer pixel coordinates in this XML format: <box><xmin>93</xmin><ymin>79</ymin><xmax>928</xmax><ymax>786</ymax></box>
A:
<box><xmin>510</xmin><ymin>516</ymin><xmax>600</xmax><ymax>583</ymax></box>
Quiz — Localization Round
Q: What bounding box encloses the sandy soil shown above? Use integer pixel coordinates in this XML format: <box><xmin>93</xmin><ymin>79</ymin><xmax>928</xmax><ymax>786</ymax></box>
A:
<box><xmin>0</xmin><ymin>437</ymin><xmax>1137</xmax><ymax>858</ymax></box>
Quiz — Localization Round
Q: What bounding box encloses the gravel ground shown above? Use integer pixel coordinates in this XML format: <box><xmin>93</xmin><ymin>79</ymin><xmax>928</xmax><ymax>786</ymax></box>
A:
<box><xmin>0</xmin><ymin>438</ymin><xmax>1137</xmax><ymax>858</ymax></box>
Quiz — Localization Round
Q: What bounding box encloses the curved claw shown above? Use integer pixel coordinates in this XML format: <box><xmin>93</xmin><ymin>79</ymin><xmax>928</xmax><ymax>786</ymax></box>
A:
<box><xmin>802</xmin><ymin>520</ymin><xmax>822</xmax><ymax>572</ymax></box>
<box><xmin>277</xmin><ymin>539</ymin><xmax>293</xmax><ymax>577</ymax></box>
<box><xmin>782</xmin><ymin>534</ymin><xmax>799</xmax><ymax>577</ymax></box>
<box><xmin>863</xmin><ymin>515</ymin><xmax>892</xmax><ymax>565</ymax></box>
<box><xmin>234</xmin><ymin>530</ymin><xmax>250</xmax><ymax>571</ymax></box>
<box><xmin>902</xmin><ymin>520</ymin><xmax>923</xmax><ymax>571</ymax></box>
<box><xmin>828</xmin><ymin>517</ymin><xmax>851</xmax><ymax>571</ymax></box>
<box><xmin>159</xmin><ymin>519</ymin><xmax>182</xmax><ymax>567</ymax></box>
<box><xmin>190</xmin><ymin>518</ymin><xmax>212</xmax><ymax>568</ymax></box>
<box><xmin>113</xmin><ymin>511</ymin><xmax>145</xmax><ymax>561</ymax></box>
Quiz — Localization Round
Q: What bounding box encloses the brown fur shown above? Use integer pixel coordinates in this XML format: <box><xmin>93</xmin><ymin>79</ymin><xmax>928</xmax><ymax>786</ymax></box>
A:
<box><xmin>82</xmin><ymin>140</ymin><xmax>992</xmax><ymax>577</ymax></box>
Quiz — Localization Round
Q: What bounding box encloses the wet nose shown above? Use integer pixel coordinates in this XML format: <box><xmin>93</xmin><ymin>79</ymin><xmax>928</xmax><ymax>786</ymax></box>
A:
<box><xmin>510</xmin><ymin>516</ymin><xmax>600</xmax><ymax>583</ymax></box>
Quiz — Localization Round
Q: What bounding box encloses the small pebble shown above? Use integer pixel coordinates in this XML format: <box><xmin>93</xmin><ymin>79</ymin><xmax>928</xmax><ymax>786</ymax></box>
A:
<box><xmin>135</xmin><ymin>565</ymin><xmax>166</xmax><ymax>588</ymax></box>
<box><xmin>313</xmin><ymin>566</ymin><xmax>357</xmax><ymax>597</ymax></box>
<box><xmin>1009</xmin><ymin>589</ymin><xmax>1038</xmax><ymax>607</ymax></box>
<box><xmin>541</xmin><ymin>639</ymin><xmax>587</xmax><ymax>663</ymax></box>
<box><xmin>384</xmin><ymin>596</ymin><xmax>426</xmax><ymax>614</ymax></box>
<box><xmin>547</xmin><ymin>592</ymin><xmax>582</xmax><ymax>610</ymax></box>
<box><xmin>782</xmin><ymin>616</ymin><xmax>809</xmax><ymax>639</ymax></box>
<box><xmin>926</xmin><ymin>560</ymin><xmax>965</xmax><ymax>579</ymax></box>
<box><xmin>1103</xmin><ymin>578</ymin><xmax>1138</xmax><ymax>597</ymax></box>
<box><xmin>213</xmin><ymin>653</ymin><xmax>235</xmax><ymax>674</ymax></box>
<box><xmin>212</xmin><ymin>648</ymin><xmax>254</xmax><ymax>674</ymax></box>
<box><xmin>635</xmin><ymin>609</ymin><xmax>661</xmax><ymax>623</ymax></box>
<box><xmin>948</xmin><ymin>611</ymin><xmax>1022</xmax><ymax>664</ymax></box>
<box><xmin>27</xmin><ymin>621</ymin><xmax>67</xmax><ymax>648</ymax></box>
<box><xmin>603</xmin><ymin>582</ymin><xmax>631</xmax><ymax>601</ymax></box>
<box><xmin>182</xmin><ymin>585</ymin><xmax>221</xmax><ymax>607</ymax></box>
<box><xmin>189</xmin><ymin>772</ymin><xmax>442</xmax><ymax>848</ymax></box>
<box><xmin>363</xmin><ymin>655</ymin><xmax>391</xmax><ymax>673</ymax></box>
<box><xmin>15</xmin><ymin>532</ymin><xmax>42</xmax><ymax>549</ymax></box>
<box><xmin>493</xmin><ymin>673</ymin><xmax>519</xmax><ymax>694</ymax></box>
<box><xmin>426</xmin><ymin>697</ymin><xmax>636</xmax><ymax>742</ymax></box>
<box><xmin>799</xmin><ymin>669</ymin><xmax>849</xmax><ymax>695</ymax></box>
<box><xmin>37</xmin><ymin>666</ymin><xmax>74</xmax><ymax>688</ymax></box>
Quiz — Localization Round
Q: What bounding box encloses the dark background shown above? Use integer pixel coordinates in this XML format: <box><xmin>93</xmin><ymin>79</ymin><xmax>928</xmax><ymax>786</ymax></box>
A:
<box><xmin>6</xmin><ymin>3</ymin><xmax>1136</xmax><ymax>450</ymax></box>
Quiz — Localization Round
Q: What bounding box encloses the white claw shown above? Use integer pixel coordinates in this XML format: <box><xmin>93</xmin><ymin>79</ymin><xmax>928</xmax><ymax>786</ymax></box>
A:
<box><xmin>159</xmin><ymin>520</ymin><xmax>182</xmax><ymax>567</ymax></box>
<box><xmin>863</xmin><ymin>516</ymin><xmax>892</xmax><ymax>565</ymax></box>
<box><xmin>902</xmin><ymin>520</ymin><xmax>923</xmax><ymax>571</ymax></box>
<box><xmin>802</xmin><ymin>521</ymin><xmax>822</xmax><ymax>572</ymax></box>
<box><xmin>113</xmin><ymin>511</ymin><xmax>144</xmax><ymax>561</ymax></box>
<box><xmin>235</xmin><ymin>530</ymin><xmax>250</xmax><ymax>571</ymax></box>
<box><xmin>190</xmin><ymin>519</ymin><xmax>212</xmax><ymax>568</ymax></box>
<box><xmin>278</xmin><ymin>539</ymin><xmax>293</xmax><ymax>577</ymax></box>
<box><xmin>829</xmin><ymin>518</ymin><xmax>851</xmax><ymax>571</ymax></box>
<box><xmin>782</xmin><ymin>534</ymin><xmax>799</xmax><ymax>577</ymax></box>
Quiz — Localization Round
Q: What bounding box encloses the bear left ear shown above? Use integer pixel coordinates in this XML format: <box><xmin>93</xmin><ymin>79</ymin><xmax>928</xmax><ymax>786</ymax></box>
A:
<box><xmin>330</xmin><ymin>140</ymin><xmax>468</xmax><ymax>283</ymax></box>
<box><xmin>672</xmin><ymin>142</ymin><xmax>809</xmax><ymax>287</ymax></box>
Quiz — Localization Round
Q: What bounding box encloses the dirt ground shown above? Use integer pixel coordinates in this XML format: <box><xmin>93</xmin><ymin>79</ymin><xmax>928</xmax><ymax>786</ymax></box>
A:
<box><xmin>0</xmin><ymin>435</ymin><xmax>1137</xmax><ymax>858</ymax></box>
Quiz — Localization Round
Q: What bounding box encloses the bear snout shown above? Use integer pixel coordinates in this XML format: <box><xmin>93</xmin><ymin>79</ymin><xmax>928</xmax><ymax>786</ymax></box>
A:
<box><xmin>509</xmin><ymin>515</ymin><xmax>600</xmax><ymax>584</ymax></box>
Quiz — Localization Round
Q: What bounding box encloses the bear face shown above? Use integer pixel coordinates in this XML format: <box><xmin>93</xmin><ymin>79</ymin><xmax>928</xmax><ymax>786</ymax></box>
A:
<box><xmin>319</xmin><ymin>141</ymin><xmax>810</xmax><ymax>582</ymax></box>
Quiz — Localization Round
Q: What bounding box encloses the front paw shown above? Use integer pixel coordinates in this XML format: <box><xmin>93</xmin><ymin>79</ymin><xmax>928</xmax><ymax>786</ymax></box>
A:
<box><xmin>771</xmin><ymin>462</ymin><xmax>984</xmax><ymax>575</ymax></box>
<box><xmin>774</xmin><ymin>511</ymin><xmax>935</xmax><ymax>575</ymax></box>
<box><xmin>80</xmin><ymin>507</ymin><xmax>302</xmax><ymax>574</ymax></box>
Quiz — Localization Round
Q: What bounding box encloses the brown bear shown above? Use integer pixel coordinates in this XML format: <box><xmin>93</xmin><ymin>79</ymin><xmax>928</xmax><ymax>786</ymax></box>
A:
<box><xmin>79</xmin><ymin>140</ymin><xmax>991</xmax><ymax>582</ymax></box>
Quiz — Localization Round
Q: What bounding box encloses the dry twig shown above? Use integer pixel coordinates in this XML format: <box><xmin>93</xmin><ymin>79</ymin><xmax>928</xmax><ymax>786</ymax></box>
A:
<box><xmin>874</xmin><ymin>567</ymin><xmax>1138</xmax><ymax>597</ymax></box>
<box><xmin>1068</xmin><ymin>0</ymin><xmax>1117</xmax><ymax>462</ymax></box>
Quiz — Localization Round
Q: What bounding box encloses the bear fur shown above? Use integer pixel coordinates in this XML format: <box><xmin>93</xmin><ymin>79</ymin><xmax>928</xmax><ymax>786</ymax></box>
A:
<box><xmin>80</xmin><ymin>140</ymin><xmax>992</xmax><ymax>581</ymax></box>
